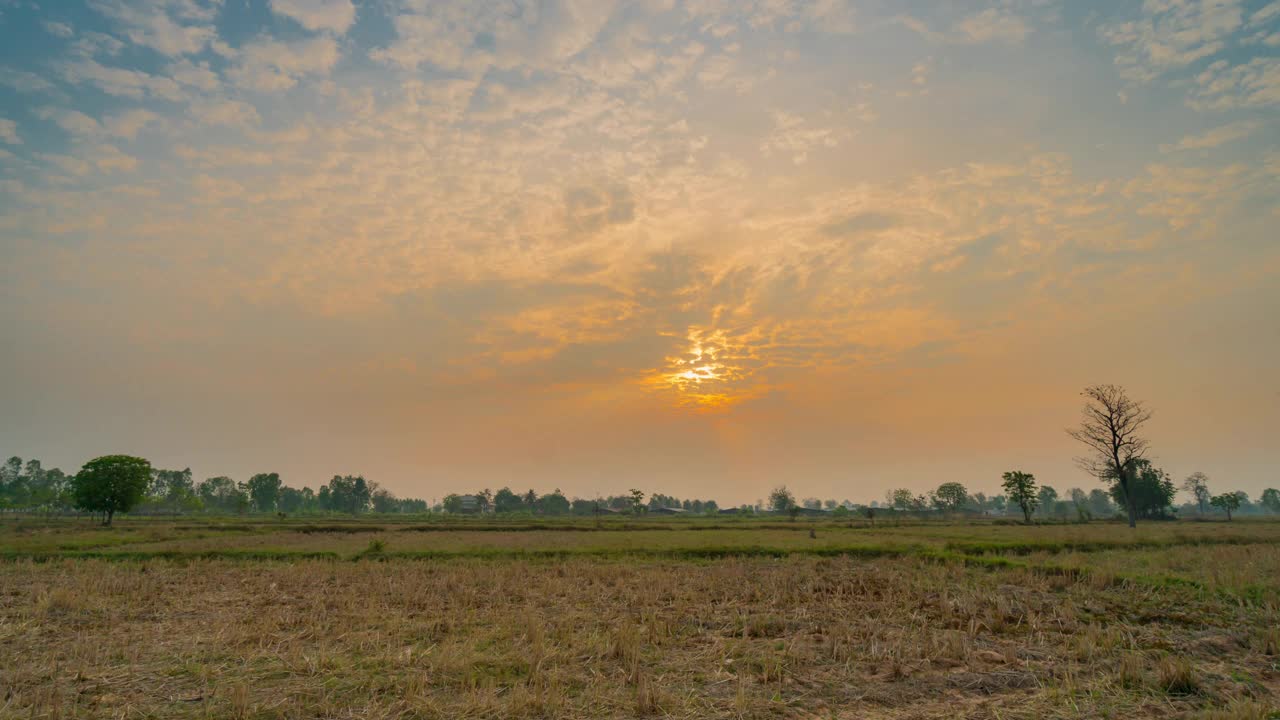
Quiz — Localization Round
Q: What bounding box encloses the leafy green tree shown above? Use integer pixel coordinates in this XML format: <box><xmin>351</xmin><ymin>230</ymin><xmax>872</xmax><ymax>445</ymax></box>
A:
<box><xmin>1108</xmin><ymin>459</ymin><xmax>1176</xmax><ymax>520</ymax></box>
<box><xmin>887</xmin><ymin>488</ymin><xmax>920</xmax><ymax>511</ymax></box>
<box><xmin>198</xmin><ymin>476</ymin><xmax>246</xmax><ymax>513</ymax></box>
<box><xmin>279</xmin><ymin>485</ymin><xmax>309</xmax><ymax>514</ymax></box>
<box><xmin>2</xmin><ymin>456</ymin><xmax>21</xmax><ymax>485</ymax></box>
<box><xmin>933</xmin><ymin>482</ymin><xmax>969</xmax><ymax>513</ymax></box>
<box><xmin>970</xmin><ymin>492</ymin><xmax>988</xmax><ymax>512</ymax></box>
<box><xmin>442</xmin><ymin>493</ymin><xmax>465</xmax><ymax>514</ymax></box>
<box><xmin>149</xmin><ymin>467</ymin><xmax>194</xmax><ymax>500</ymax></box>
<box><xmin>1231</xmin><ymin>491</ymin><xmax>1252</xmax><ymax>513</ymax></box>
<box><xmin>399</xmin><ymin>497</ymin><xmax>428</xmax><ymax>512</ymax></box>
<box><xmin>648</xmin><ymin>493</ymin><xmax>678</xmax><ymax>510</ymax></box>
<box><xmin>769</xmin><ymin>486</ymin><xmax>796</xmax><ymax>515</ymax></box>
<box><xmin>245</xmin><ymin>473</ymin><xmax>282</xmax><ymax>512</ymax></box>
<box><xmin>72</xmin><ymin>455</ymin><xmax>152</xmax><ymax>525</ymax></box>
<box><xmin>23</xmin><ymin>459</ymin><xmax>44</xmax><ymax>498</ymax></box>
<box><xmin>1087</xmin><ymin>488</ymin><xmax>1114</xmax><ymax>518</ymax></box>
<box><xmin>628</xmin><ymin>488</ymin><xmax>646</xmax><ymax>515</ymax></box>
<box><xmin>36</xmin><ymin>467</ymin><xmax>72</xmax><ymax>508</ymax></box>
<box><xmin>1210</xmin><ymin>492</ymin><xmax>1241</xmax><ymax>521</ymax></box>
<box><xmin>1036</xmin><ymin>485</ymin><xmax>1058</xmax><ymax>518</ymax></box>
<box><xmin>1001</xmin><ymin>471</ymin><xmax>1038</xmax><ymax>523</ymax></box>
<box><xmin>494</xmin><ymin>487</ymin><xmax>523</xmax><ymax>513</ymax></box>
<box><xmin>1261</xmin><ymin>488</ymin><xmax>1280</xmax><ymax>514</ymax></box>
<box><xmin>1067</xmin><ymin>488</ymin><xmax>1090</xmax><ymax>520</ymax></box>
<box><xmin>1182</xmin><ymin>472</ymin><xmax>1211</xmax><ymax>514</ymax></box>
<box><xmin>371</xmin><ymin>487</ymin><xmax>399</xmax><ymax>513</ymax></box>
<box><xmin>536</xmin><ymin>489</ymin><xmax>571</xmax><ymax>516</ymax></box>
<box><xmin>523</xmin><ymin>489</ymin><xmax>539</xmax><ymax>508</ymax></box>
<box><xmin>325</xmin><ymin>475</ymin><xmax>372</xmax><ymax>514</ymax></box>
<box><xmin>1</xmin><ymin>456</ymin><xmax>28</xmax><ymax>507</ymax></box>
<box><xmin>989</xmin><ymin>494</ymin><xmax>1007</xmax><ymax>514</ymax></box>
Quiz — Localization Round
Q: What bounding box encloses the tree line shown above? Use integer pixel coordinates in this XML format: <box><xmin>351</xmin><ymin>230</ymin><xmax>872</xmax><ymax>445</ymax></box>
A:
<box><xmin>0</xmin><ymin>456</ymin><xmax>428</xmax><ymax>523</ymax></box>
<box><xmin>439</xmin><ymin>488</ymin><xmax>721</xmax><ymax>517</ymax></box>
<box><xmin>4</xmin><ymin>385</ymin><xmax>1277</xmax><ymax>526</ymax></box>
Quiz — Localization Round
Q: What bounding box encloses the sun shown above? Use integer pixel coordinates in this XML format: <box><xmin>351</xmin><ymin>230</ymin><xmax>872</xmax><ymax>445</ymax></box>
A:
<box><xmin>647</xmin><ymin>329</ymin><xmax>757</xmax><ymax>409</ymax></box>
<box><xmin>677</xmin><ymin>364</ymin><xmax>720</xmax><ymax>383</ymax></box>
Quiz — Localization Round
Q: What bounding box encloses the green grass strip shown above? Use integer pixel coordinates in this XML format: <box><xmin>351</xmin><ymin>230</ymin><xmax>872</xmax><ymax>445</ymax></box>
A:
<box><xmin>0</xmin><ymin>549</ymin><xmax>341</xmax><ymax>562</ymax></box>
<box><xmin>943</xmin><ymin>535</ymin><xmax>1278</xmax><ymax>556</ymax></box>
<box><xmin>358</xmin><ymin>543</ymin><xmax>922</xmax><ymax>562</ymax></box>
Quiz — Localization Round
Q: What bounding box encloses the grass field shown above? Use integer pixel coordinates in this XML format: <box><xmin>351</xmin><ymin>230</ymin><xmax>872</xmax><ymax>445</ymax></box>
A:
<box><xmin>2</xmin><ymin>516</ymin><xmax>1278</xmax><ymax>718</ymax></box>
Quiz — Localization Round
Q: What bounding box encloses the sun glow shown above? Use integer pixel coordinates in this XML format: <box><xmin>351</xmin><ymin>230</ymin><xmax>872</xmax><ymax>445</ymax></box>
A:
<box><xmin>648</xmin><ymin>330</ymin><xmax>758</xmax><ymax>410</ymax></box>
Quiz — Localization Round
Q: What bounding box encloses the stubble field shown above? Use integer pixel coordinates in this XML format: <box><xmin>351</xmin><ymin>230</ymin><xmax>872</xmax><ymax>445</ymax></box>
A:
<box><xmin>1</xmin><ymin>516</ymin><xmax>1278</xmax><ymax>719</ymax></box>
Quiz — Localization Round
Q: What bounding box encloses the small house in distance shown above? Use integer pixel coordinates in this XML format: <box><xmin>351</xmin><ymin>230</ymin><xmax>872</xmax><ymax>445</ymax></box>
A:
<box><xmin>764</xmin><ymin>506</ymin><xmax>828</xmax><ymax>517</ymax></box>
<box><xmin>649</xmin><ymin>506</ymin><xmax>687</xmax><ymax>515</ymax></box>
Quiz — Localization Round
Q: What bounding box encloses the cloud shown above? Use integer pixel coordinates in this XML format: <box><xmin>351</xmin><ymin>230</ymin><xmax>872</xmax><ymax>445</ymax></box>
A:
<box><xmin>59</xmin><ymin>58</ymin><xmax>184</xmax><ymax>100</ymax></box>
<box><xmin>1122</xmin><ymin>160</ymin><xmax>1265</xmax><ymax>230</ymax></box>
<box><xmin>107</xmin><ymin>109</ymin><xmax>160</xmax><ymax>139</ymax></box>
<box><xmin>1</xmin><ymin>0</ymin><xmax>1278</xmax><ymax>500</ymax></box>
<box><xmin>93</xmin><ymin>143</ymin><xmax>139</xmax><ymax>172</ymax></box>
<box><xmin>269</xmin><ymin>0</ymin><xmax>356</xmax><ymax>34</ymax></box>
<box><xmin>1100</xmin><ymin>0</ymin><xmax>1245</xmax><ymax>82</ymax></box>
<box><xmin>43</xmin><ymin>21</ymin><xmax>74</xmax><ymax>38</ymax></box>
<box><xmin>189</xmin><ymin>99</ymin><xmax>261</xmax><ymax>128</ymax></box>
<box><xmin>87</xmin><ymin>0</ymin><xmax>221</xmax><ymax>56</ymax></box>
<box><xmin>565</xmin><ymin>185</ymin><xmax>635</xmax><ymax>232</ymax></box>
<box><xmin>0</xmin><ymin>118</ymin><xmax>19</xmax><ymax>145</ymax></box>
<box><xmin>911</xmin><ymin>57</ymin><xmax>933</xmax><ymax>86</ymax></box>
<box><xmin>1189</xmin><ymin>56</ymin><xmax>1280</xmax><ymax>109</ymax></box>
<box><xmin>37</xmin><ymin>153</ymin><xmax>92</xmax><ymax>177</ymax></box>
<box><xmin>166</xmin><ymin>59</ymin><xmax>221</xmax><ymax>92</ymax></box>
<box><xmin>47</xmin><ymin>109</ymin><xmax>103</xmax><ymax>139</ymax></box>
<box><xmin>0</xmin><ymin>67</ymin><xmax>55</xmax><ymax>93</ymax></box>
<box><xmin>820</xmin><ymin>212</ymin><xmax>897</xmax><ymax>237</ymax></box>
<box><xmin>759</xmin><ymin>111</ymin><xmax>842</xmax><ymax>165</ymax></box>
<box><xmin>731</xmin><ymin>0</ymin><xmax>855</xmax><ymax>35</ymax></box>
<box><xmin>69</xmin><ymin>31</ymin><xmax>128</xmax><ymax>58</ymax></box>
<box><xmin>371</xmin><ymin>1</ymin><xmax>616</xmax><ymax>73</ymax></box>
<box><xmin>1160</xmin><ymin>120</ymin><xmax>1259</xmax><ymax>151</ymax></box>
<box><xmin>954</xmin><ymin>8</ymin><xmax>1029</xmax><ymax>45</ymax></box>
<box><xmin>228</xmin><ymin>36</ymin><xmax>341</xmax><ymax>91</ymax></box>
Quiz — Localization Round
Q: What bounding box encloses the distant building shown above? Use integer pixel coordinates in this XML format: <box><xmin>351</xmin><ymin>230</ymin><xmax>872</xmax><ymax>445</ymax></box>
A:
<box><xmin>767</xmin><ymin>506</ymin><xmax>828</xmax><ymax>516</ymax></box>
<box><xmin>649</xmin><ymin>506</ymin><xmax>687</xmax><ymax>515</ymax></box>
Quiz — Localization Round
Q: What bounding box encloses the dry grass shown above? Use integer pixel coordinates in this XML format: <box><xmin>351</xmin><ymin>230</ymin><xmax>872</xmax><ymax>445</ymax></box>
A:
<box><xmin>0</xmin><ymin>554</ymin><xmax>1277</xmax><ymax>719</ymax></box>
<box><xmin>3</xmin><ymin>517</ymin><xmax>1279</xmax><ymax>718</ymax></box>
<box><xmin>1024</xmin><ymin>544</ymin><xmax>1280</xmax><ymax>603</ymax></box>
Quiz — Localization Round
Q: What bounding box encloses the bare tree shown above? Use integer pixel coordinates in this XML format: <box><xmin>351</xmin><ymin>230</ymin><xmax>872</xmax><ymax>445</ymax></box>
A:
<box><xmin>1182</xmin><ymin>472</ymin><xmax>1210</xmax><ymax>514</ymax></box>
<box><xmin>1067</xmin><ymin>384</ymin><xmax>1152</xmax><ymax>528</ymax></box>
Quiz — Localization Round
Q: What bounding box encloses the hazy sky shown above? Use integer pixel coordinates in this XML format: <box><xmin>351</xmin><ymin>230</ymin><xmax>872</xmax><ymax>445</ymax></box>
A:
<box><xmin>1</xmin><ymin>0</ymin><xmax>1277</xmax><ymax>505</ymax></box>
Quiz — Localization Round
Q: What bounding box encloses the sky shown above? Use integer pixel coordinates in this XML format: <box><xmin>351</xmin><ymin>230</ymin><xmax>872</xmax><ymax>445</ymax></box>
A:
<box><xmin>1</xmin><ymin>0</ymin><xmax>1277</xmax><ymax>505</ymax></box>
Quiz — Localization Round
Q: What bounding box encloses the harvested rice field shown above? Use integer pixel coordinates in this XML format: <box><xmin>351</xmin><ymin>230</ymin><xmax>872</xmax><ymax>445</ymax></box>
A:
<box><xmin>1</xmin><ymin>517</ymin><xmax>1278</xmax><ymax>718</ymax></box>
